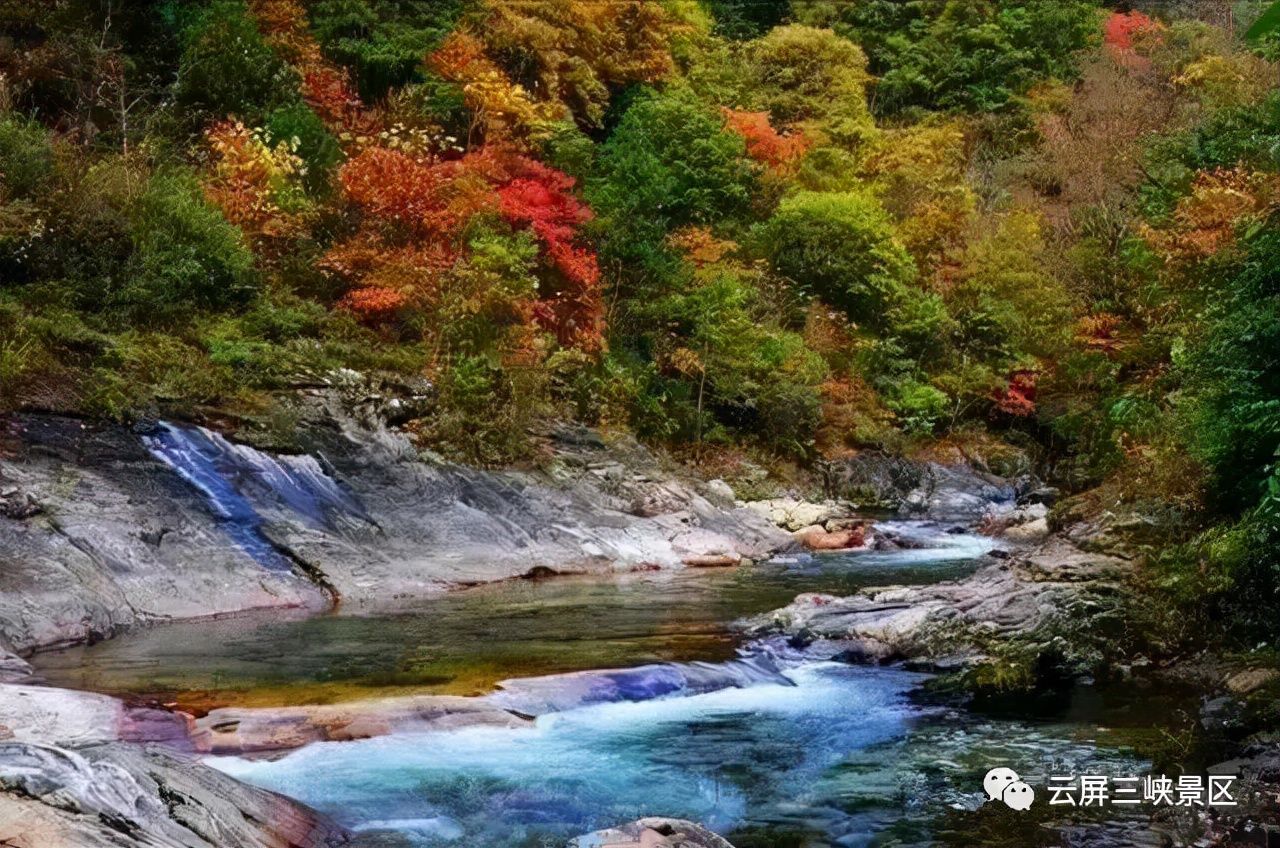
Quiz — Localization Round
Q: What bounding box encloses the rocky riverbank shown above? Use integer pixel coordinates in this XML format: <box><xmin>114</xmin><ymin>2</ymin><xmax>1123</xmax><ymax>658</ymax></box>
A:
<box><xmin>740</xmin><ymin>533</ymin><xmax>1131</xmax><ymax>670</ymax></box>
<box><xmin>0</xmin><ymin>396</ymin><xmax>1060</xmax><ymax>847</ymax></box>
<box><xmin>23</xmin><ymin>398</ymin><xmax>1247</xmax><ymax>848</ymax></box>
<box><xmin>0</xmin><ymin>404</ymin><xmax>789</xmax><ymax>656</ymax></box>
<box><xmin>0</xmin><ymin>683</ymin><xmax>349</xmax><ymax>848</ymax></box>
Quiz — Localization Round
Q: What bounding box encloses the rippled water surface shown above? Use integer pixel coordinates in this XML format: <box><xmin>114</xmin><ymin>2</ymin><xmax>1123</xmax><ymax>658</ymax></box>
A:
<box><xmin>31</xmin><ymin>524</ymin><xmax>1165</xmax><ymax>846</ymax></box>
<box><xmin>32</xmin><ymin>523</ymin><xmax>992</xmax><ymax>708</ymax></box>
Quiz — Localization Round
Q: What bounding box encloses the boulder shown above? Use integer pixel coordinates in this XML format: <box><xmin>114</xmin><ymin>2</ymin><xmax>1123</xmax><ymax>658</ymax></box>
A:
<box><xmin>794</xmin><ymin>524</ymin><xmax>866</xmax><ymax>551</ymax></box>
<box><xmin>819</xmin><ymin>454</ymin><xmax>1019</xmax><ymax>521</ymax></box>
<box><xmin>704</xmin><ymin>479</ymin><xmax>736</xmax><ymax>503</ymax></box>
<box><xmin>743</xmin><ymin>498</ymin><xmax>849</xmax><ymax>532</ymax></box>
<box><xmin>568</xmin><ymin>818</ymin><xmax>735</xmax><ymax>848</ymax></box>
<box><xmin>741</xmin><ymin>537</ymin><xmax>1133</xmax><ymax>669</ymax></box>
<box><xmin>1224</xmin><ymin>668</ymin><xmax>1280</xmax><ymax>696</ymax></box>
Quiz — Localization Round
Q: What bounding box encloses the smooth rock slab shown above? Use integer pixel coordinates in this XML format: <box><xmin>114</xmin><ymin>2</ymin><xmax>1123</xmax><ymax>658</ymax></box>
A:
<box><xmin>0</xmin><ymin>411</ymin><xmax>791</xmax><ymax>653</ymax></box>
<box><xmin>195</xmin><ymin>694</ymin><xmax>528</xmax><ymax>755</ymax></box>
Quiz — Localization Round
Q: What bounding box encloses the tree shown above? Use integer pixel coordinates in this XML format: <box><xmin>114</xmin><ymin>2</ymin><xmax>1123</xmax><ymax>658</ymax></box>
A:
<box><xmin>759</xmin><ymin>190</ymin><xmax>916</xmax><ymax>327</ymax></box>
<box><xmin>589</xmin><ymin>89</ymin><xmax>755</xmax><ymax>269</ymax></box>
<box><xmin>478</xmin><ymin>0</ymin><xmax>677</xmax><ymax>126</ymax></box>
<box><xmin>747</xmin><ymin>25</ymin><xmax>875</xmax><ymax>147</ymax></box>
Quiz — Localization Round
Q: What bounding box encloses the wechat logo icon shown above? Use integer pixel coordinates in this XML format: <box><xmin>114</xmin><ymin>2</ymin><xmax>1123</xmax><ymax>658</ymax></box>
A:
<box><xmin>984</xmin><ymin>767</ymin><xmax>1035</xmax><ymax>811</ymax></box>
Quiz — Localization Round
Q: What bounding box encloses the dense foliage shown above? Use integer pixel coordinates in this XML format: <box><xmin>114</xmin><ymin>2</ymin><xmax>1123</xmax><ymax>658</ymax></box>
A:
<box><xmin>2</xmin><ymin>1</ymin><xmax>1279</xmax><ymax>647</ymax></box>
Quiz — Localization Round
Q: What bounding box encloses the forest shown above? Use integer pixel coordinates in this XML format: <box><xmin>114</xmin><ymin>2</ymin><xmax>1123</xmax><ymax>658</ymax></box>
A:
<box><xmin>1</xmin><ymin>0</ymin><xmax>1279</xmax><ymax>668</ymax></box>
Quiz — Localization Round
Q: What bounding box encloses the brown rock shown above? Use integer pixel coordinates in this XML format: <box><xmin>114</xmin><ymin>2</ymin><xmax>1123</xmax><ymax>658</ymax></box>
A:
<box><xmin>1225</xmin><ymin>668</ymin><xmax>1279</xmax><ymax>696</ymax></box>
<box><xmin>794</xmin><ymin>524</ymin><xmax>866</xmax><ymax>551</ymax></box>
<box><xmin>682</xmin><ymin>554</ymin><xmax>741</xmax><ymax>568</ymax></box>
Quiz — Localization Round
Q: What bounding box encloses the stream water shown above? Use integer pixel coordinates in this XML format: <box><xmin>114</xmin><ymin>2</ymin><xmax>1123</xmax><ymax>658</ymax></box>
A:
<box><xmin>31</xmin><ymin>525</ymin><xmax>1172</xmax><ymax>848</ymax></box>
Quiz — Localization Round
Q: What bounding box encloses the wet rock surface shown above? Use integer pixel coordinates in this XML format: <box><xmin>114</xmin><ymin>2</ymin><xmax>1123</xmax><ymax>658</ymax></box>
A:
<box><xmin>0</xmin><ymin>409</ymin><xmax>789</xmax><ymax>653</ymax></box>
<box><xmin>741</xmin><ymin>536</ymin><xmax>1132</xmax><ymax>667</ymax></box>
<box><xmin>0</xmin><ymin>683</ymin><xmax>349</xmax><ymax>848</ymax></box>
<box><xmin>195</xmin><ymin>694</ymin><xmax>528</xmax><ymax>755</ymax></box>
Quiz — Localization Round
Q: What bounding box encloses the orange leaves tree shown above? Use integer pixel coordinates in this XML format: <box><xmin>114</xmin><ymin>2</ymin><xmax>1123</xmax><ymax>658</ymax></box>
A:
<box><xmin>720</xmin><ymin>109</ymin><xmax>809</xmax><ymax>170</ymax></box>
<box><xmin>202</xmin><ymin>120</ymin><xmax>310</xmax><ymax>253</ymax></box>
<box><xmin>325</xmin><ymin>143</ymin><xmax>603</xmax><ymax>355</ymax></box>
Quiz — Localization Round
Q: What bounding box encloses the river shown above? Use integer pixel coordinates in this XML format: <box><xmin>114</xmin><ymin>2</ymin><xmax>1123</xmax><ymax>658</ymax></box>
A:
<box><xmin>30</xmin><ymin>523</ymin><xmax>1176</xmax><ymax>847</ymax></box>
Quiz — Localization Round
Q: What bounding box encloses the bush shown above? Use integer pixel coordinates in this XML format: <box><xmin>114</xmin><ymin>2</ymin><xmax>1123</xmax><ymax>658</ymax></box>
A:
<box><xmin>0</xmin><ymin>115</ymin><xmax>55</xmax><ymax>199</ymax></box>
<box><xmin>888</xmin><ymin>378</ymin><xmax>950</xmax><ymax>434</ymax></box>
<box><xmin>174</xmin><ymin>0</ymin><xmax>299</xmax><ymax>126</ymax></box>
<box><xmin>118</xmin><ymin>170</ymin><xmax>260</xmax><ymax>322</ymax></box>
<box><xmin>265</xmin><ymin>104</ymin><xmax>345</xmax><ymax>194</ymax></box>
<box><xmin>748</xmin><ymin>24</ymin><xmax>875</xmax><ymax>146</ymax></box>
<box><xmin>795</xmin><ymin>0</ymin><xmax>1099</xmax><ymax>115</ymax></box>
<box><xmin>759</xmin><ymin>190</ymin><xmax>917</xmax><ymax>327</ymax></box>
<box><xmin>1181</xmin><ymin>224</ymin><xmax>1280</xmax><ymax>516</ymax></box>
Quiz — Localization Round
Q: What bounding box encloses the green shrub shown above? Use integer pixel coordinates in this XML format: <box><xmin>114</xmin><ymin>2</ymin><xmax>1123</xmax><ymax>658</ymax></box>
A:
<box><xmin>174</xmin><ymin>0</ymin><xmax>298</xmax><ymax>126</ymax></box>
<box><xmin>119</xmin><ymin>170</ymin><xmax>259</xmax><ymax>322</ymax></box>
<box><xmin>265</xmin><ymin>104</ymin><xmax>345</xmax><ymax>194</ymax></box>
<box><xmin>0</xmin><ymin>115</ymin><xmax>55</xmax><ymax>199</ymax></box>
<box><xmin>759</xmin><ymin>190</ymin><xmax>917</xmax><ymax>327</ymax></box>
<box><xmin>889</xmin><ymin>378</ymin><xmax>949</xmax><ymax>434</ymax></box>
<box><xmin>794</xmin><ymin>0</ymin><xmax>1099</xmax><ymax>115</ymax></box>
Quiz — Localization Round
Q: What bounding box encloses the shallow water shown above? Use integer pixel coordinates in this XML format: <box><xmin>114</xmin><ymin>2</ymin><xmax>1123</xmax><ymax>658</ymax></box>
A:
<box><xmin>30</xmin><ymin>523</ymin><xmax>1164</xmax><ymax>846</ymax></box>
<box><xmin>213</xmin><ymin>661</ymin><xmax>932</xmax><ymax>847</ymax></box>
<box><xmin>32</xmin><ymin>523</ymin><xmax>993</xmax><ymax>709</ymax></box>
<box><xmin>209</xmin><ymin>653</ymin><xmax>1159</xmax><ymax>848</ymax></box>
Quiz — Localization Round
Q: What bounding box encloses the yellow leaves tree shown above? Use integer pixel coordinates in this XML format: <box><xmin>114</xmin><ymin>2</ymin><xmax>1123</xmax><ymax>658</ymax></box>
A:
<box><xmin>861</xmin><ymin>121</ymin><xmax>976</xmax><ymax>269</ymax></box>
<box><xmin>478</xmin><ymin>0</ymin><xmax>678</xmax><ymax>126</ymax></box>
<box><xmin>428</xmin><ymin>31</ymin><xmax>564</xmax><ymax>144</ymax></box>
<box><xmin>747</xmin><ymin>25</ymin><xmax>875</xmax><ymax>149</ymax></box>
<box><xmin>1143</xmin><ymin>167</ymin><xmax>1280</xmax><ymax>264</ymax></box>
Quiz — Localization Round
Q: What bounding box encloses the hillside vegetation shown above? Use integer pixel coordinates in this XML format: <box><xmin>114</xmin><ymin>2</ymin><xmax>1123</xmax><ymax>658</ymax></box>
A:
<box><xmin>1</xmin><ymin>1</ymin><xmax>1279</xmax><ymax>651</ymax></box>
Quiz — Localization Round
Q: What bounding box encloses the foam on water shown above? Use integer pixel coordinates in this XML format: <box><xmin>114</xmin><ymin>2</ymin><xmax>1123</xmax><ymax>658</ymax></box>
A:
<box><xmin>210</xmin><ymin>661</ymin><xmax>926</xmax><ymax>846</ymax></box>
<box><xmin>490</xmin><ymin>651</ymin><xmax>796</xmax><ymax>716</ymax></box>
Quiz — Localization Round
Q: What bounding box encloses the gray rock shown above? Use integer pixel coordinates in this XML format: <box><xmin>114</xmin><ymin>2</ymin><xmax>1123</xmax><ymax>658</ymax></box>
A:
<box><xmin>741</xmin><ymin>537</ymin><xmax>1132</xmax><ymax>668</ymax></box>
<box><xmin>0</xmin><ymin>741</ymin><xmax>349</xmax><ymax>848</ymax></box>
<box><xmin>0</xmin><ymin>410</ymin><xmax>791</xmax><ymax>653</ymax></box>
<box><xmin>568</xmin><ymin>818</ymin><xmax>734</xmax><ymax>848</ymax></box>
<box><xmin>819</xmin><ymin>454</ymin><xmax>1018</xmax><ymax>521</ymax></box>
<box><xmin>704</xmin><ymin>479</ymin><xmax>735</xmax><ymax>503</ymax></box>
<box><xmin>0</xmin><ymin>682</ymin><xmax>348</xmax><ymax>848</ymax></box>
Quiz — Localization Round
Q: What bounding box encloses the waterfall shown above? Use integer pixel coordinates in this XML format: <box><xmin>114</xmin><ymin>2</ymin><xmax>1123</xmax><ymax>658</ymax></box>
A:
<box><xmin>141</xmin><ymin>422</ymin><xmax>371</xmax><ymax>572</ymax></box>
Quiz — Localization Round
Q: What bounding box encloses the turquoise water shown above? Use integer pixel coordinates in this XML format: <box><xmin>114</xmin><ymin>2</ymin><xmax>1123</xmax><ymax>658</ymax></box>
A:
<box><xmin>32</xmin><ymin>523</ymin><xmax>993</xmax><ymax>706</ymax></box>
<box><xmin>213</xmin><ymin>660</ymin><xmax>931</xmax><ymax>846</ymax></box>
<box><xmin>33</xmin><ymin>523</ymin><xmax>1158</xmax><ymax>846</ymax></box>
